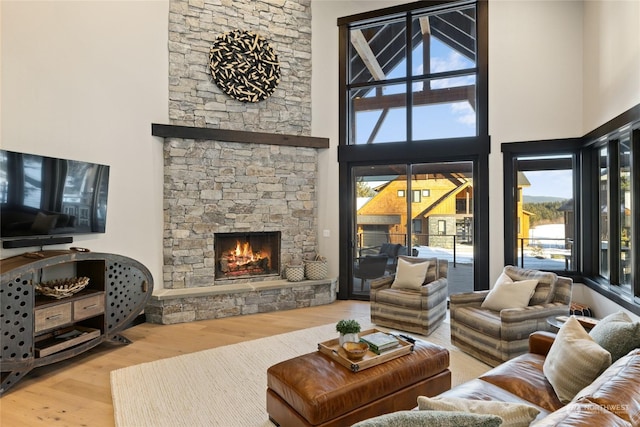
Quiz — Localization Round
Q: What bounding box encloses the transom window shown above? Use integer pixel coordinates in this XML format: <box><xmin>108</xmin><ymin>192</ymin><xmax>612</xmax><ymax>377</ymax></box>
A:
<box><xmin>346</xmin><ymin>2</ymin><xmax>479</xmax><ymax>145</ymax></box>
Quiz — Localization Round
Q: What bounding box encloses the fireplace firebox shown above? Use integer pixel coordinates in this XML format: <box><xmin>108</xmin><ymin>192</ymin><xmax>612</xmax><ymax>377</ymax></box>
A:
<box><xmin>214</xmin><ymin>232</ymin><xmax>281</xmax><ymax>280</ymax></box>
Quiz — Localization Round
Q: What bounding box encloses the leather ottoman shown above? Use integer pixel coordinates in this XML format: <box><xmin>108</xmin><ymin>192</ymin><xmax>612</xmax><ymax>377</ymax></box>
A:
<box><xmin>266</xmin><ymin>340</ymin><xmax>451</xmax><ymax>427</ymax></box>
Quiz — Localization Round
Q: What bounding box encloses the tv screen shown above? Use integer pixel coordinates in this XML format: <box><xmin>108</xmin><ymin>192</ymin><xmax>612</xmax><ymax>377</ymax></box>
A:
<box><xmin>0</xmin><ymin>150</ymin><xmax>110</xmax><ymax>240</ymax></box>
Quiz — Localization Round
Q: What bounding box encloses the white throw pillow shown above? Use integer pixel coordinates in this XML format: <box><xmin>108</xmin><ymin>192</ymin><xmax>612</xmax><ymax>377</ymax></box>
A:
<box><xmin>391</xmin><ymin>258</ymin><xmax>430</xmax><ymax>290</ymax></box>
<box><xmin>480</xmin><ymin>278</ymin><xmax>538</xmax><ymax>311</ymax></box>
<box><xmin>543</xmin><ymin>316</ymin><xmax>612</xmax><ymax>403</ymax></box>
<box><xmin>417</xmin><ymin>395</ymin><xmax>540</xmax><ymax>427</ymax></box>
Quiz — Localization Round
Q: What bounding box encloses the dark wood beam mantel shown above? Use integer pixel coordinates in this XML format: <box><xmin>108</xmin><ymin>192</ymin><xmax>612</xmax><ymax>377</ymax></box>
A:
<box><xmin>152</xmin><ymin>124</ymin><xmax>330</xmax><ymax>149</ymax></box>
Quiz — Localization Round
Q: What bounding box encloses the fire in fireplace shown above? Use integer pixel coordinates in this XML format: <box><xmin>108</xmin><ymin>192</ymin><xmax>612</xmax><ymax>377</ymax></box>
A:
<box><xmin>214</xmin><ymin>231</ymin><xmax>281</xmax><ymax>280</ymax></box>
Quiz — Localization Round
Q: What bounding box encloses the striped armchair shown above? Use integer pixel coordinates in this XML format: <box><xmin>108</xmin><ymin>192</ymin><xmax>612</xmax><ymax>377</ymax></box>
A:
<box><xmin>450</xmin><ymin>266</ymin><xmax>572</xmax><ymax>367</ymax></box>
<box><xmin>370</xmin><ymin>257</ymin><xmax>448</xmax><ymax>337</ymax></box>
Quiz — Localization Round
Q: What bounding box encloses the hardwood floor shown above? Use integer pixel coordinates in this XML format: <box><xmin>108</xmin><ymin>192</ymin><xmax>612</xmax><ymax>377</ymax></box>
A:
<box><xmin>0</xmin><ymin>300</ymin><xmax>370</xmax><ymax>427</ymax></box>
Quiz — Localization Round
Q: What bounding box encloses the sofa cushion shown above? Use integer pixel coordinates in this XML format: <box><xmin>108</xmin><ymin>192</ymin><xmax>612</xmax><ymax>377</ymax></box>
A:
<box><xmin>572</xmin><ymin>349</ymin><xmax>640</xmax><ymax>424</ymax></box>
<box><xmin>481</xmin><ymin>277</ymin><xmax>539</xmax><ymax>311</ymax></box>
<box><xmin>503</xmin><ymin>266</ymin><xmax>557</xmax><ymax>305</ymax></box>
<box><xmin>391</xmin><ymin>258</ymin><xmax>429</xmax><ymax>290</ymax></box>
<box><xmin>479</xmin><ymin>352</ymin><xmax>564</xmax><ymax>413</ymax></box>
<box><xmin>351</xmin><ymin>410</ymin><xmax>503</xmax><ymax>427</ymax></box>
<box><xmin>589</xmin><ymin>311</ymin><xmax>640</xmax><ymax>362</ymax></box>
<box><xmin>543</xmin><ymin>316</ymin><xmax>611</xmax><ymax>404</ymax></box>
<box><xmin>417</xmin><ymin>395</ymin><xmax>539</xmax><ymax>427</ymax></box>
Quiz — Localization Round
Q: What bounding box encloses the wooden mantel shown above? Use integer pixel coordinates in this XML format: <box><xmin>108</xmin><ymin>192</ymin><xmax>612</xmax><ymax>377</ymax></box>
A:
<box><xmin>152</xmin><ymin>124</ymin><xmax>329</xmax><ymax>149</ymax></box>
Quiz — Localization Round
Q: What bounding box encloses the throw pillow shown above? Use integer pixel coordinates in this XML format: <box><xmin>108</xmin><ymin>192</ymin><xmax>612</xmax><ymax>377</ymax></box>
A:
<box><xmin>417</xmin><ymin>396</ymin><xmax>539</xmax><ymax>427</ymax></box>
<box><xmin>30</xmin><ymin>212</ymin><xmax>59</xmax><ymax>234</ymax></box>
<box><xmin>351</xmin><ymin>410</ymin><xmax>503</xmax><ymax>427</ymax></box>
<box><xmin>480</xmin><ymin>279</ymin><xmax>538</xmax><ymax>311</ymax></box>
<box><xmin>589</xmin><ymin>311</ymin><xmax>640</xmax><ymax>362</ymax></box>
<box><xmin>391</xmin><ymin>258</ymin><xmax>430</xmax><ymax>290</ymax></box>
<box><xmin>503</xmin><ymin>265</ymin><xmax>557</xmax><ymax>305</ymax></box>
<box><xmin>543</xmin><ymin>316</ymin><xmax>612</xmax><ymax>403</ymax></box>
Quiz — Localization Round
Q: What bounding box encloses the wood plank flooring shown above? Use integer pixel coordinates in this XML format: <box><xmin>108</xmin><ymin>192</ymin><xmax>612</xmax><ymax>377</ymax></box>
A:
<box><xmin>0</xmin><ymin>301</ymin><xmax>370</xmax><ymax>427</ymax></box>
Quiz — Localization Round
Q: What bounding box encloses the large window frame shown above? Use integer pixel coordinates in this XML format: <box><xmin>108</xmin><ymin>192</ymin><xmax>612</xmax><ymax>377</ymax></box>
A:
<box><xmin>337</xmin><ymin>0</ymin><xmax>490</xmax><ymax>300</ymax></box>
<box><xmin>503</xmin><ymin>105</ymin><xmax>640</xmax><ymax>315</ymax></box>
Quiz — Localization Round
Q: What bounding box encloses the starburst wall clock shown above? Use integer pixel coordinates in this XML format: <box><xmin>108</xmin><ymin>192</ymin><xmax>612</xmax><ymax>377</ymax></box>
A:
<box><xmin>209</xmin><ymin>29</ymin><xmax>281</xmax><ymax>103</ymax></box>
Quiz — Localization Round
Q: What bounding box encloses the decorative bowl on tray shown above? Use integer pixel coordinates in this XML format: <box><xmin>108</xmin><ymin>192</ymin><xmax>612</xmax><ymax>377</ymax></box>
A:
<box><xmin>342</xmin><ymin>341</ymin><xmax>369</xmax><ymax>360</ymax></box>
<box><xmin>35</xmin><ymin>277</ymin><xmax>90</xmax><ymax>299</ymax></box>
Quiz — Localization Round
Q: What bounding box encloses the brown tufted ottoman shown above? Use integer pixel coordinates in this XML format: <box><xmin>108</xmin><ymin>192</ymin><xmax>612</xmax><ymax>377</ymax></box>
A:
<box><xmin>266</xmin><ymin>340</ymin><xmax>451</xmax><ymax>427</ymax></box>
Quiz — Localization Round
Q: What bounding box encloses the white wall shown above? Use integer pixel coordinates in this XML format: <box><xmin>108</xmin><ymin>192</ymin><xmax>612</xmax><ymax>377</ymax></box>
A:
<box><xmin>1</xmin><ymin>1</ymin><xmax>169</xmax><ymax>288</ymax></box>
<box><xmin>488</xmin><ymin>0</ymin><xmax>584</xmax><ymax>282</ymax></box>
<box><xmin>583</xmin><ymin>0</ymin><xmax>640</xmax><ymax>131</ymax></box>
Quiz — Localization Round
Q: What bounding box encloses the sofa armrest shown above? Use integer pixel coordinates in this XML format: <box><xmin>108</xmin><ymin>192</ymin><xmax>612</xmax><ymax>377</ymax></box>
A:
<box><xmin>449</xmin><ymin>290</ymin><xmax>489</xmax><ymax>307</ymax></box>
<box><xmin>529</xmin><ymin>331</ymin><xmax>557</xmax><ymax>356</ymax></box>
<box><xmin>370</xmin><ymin>275</ymin><xmax>394</xmax><ymax>291</ymax></box>
<box><xmin>420</xmin><ymin>277</ymin><xmax>447</xmax><ymax>296</ymax></box>
<box><xmin>499</xmin><ymin>303</ymin><xmax>569</xmax><ymax>323</ymax></box>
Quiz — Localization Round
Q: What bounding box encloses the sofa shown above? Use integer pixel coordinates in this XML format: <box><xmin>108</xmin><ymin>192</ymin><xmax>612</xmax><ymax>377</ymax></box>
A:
<box><xmin>355</xmin><ymin>312</ymin><xmax>640</xmax><ymax>427</ymax></box>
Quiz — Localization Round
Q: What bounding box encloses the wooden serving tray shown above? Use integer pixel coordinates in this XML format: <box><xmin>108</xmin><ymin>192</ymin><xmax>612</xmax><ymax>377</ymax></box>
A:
<box><xmin>317</xmin><ymin>328</ymin><xmax>414</xmax><ymax>372</ymax></box>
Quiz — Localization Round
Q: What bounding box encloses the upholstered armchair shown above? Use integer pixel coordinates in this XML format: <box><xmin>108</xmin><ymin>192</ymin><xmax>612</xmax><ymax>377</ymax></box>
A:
<box><xmin>370</xmin><ymin>256</ymin><xmax>448</xmax><ymax>337</ymax></box>
<box><xmin>450</xmin><ymin>265</ymin><xmax>573</xmax><ymax>367</ymax></box>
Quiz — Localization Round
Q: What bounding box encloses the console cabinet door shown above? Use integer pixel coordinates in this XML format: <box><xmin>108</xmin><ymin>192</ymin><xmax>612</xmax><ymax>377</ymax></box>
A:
<box><xmin>0</xmin><ymin>271</ymin><xmax>35</xmax><ymax>362</ymax></box>
<box><xmin>105</xmin><ymin>258</ymin><xmax>152</xmax><ymax>336</ymax></box>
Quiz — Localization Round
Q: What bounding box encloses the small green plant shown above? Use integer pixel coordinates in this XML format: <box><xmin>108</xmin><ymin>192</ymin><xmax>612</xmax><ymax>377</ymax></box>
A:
<box><xmin>336</xmin><ymin>319</ymin><xmax>361</xmax><ymax>335</ymax></box>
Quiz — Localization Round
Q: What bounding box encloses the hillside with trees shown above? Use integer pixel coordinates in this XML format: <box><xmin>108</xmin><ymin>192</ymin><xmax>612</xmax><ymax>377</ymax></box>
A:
<box><xmin>524</xmin><ymin>200</ymin><xmax>567</xmax><ymax>226</ymax></box>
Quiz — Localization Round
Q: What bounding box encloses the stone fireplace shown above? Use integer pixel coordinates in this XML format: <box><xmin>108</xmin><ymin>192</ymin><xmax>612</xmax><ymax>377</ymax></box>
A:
<box><xmin>143</xmin><ymin>0</ymin><xmax>337</xmax><ymax>325</ymax></box>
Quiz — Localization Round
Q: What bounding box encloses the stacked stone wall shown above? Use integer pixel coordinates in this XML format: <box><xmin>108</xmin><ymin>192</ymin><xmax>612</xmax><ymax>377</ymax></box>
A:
<box><xmin>168</xmin><ymin>0</ymin><xmax>312</xmax><ymax>134</ymax></box>
<box><xmin>164</xmin><ymin>0</ymin><xmax>316</xmax><ymax>291</ymax></box>
<box><xmin>164</xmin><ymin>138</ymin><xmax>318</xmax><ymax>289</ymax></box>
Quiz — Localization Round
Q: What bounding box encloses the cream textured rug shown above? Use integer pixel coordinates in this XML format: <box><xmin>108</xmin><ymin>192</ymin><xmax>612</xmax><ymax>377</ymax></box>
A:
<box><xmin>110</xmin><ymin>319</ymin><xmax>490</xmax><ymax>427</ymax></box>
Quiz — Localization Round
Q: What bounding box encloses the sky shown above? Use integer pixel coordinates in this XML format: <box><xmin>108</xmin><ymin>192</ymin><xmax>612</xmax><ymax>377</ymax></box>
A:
<box><xmin>522</xmin><ymin>170</ymin><xmax>573</xmax><ymax>200</ymax></box>
<box><xmin>354</xmin><ymin>36</ymin><xmax>476</xmax><ymax>143</ymax></box>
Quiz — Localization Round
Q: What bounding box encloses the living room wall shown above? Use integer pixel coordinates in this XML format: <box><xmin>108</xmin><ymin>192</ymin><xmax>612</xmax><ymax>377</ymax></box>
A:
<box><xmin>1</xmin><ymin>1</ymin><xmax>169</xmax><ymax>286</ymax></box>
<box><xmin>2</xmin><ymin>1</ymin><xmax>639</xmax><ymax>319</ymax></box>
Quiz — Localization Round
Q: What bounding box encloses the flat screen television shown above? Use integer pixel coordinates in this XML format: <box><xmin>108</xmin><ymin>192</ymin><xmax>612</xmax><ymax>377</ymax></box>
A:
<box><xmin>0</xmin><ymin>149</ymin><xmax>110</xmax><ymax>241</ymax></box>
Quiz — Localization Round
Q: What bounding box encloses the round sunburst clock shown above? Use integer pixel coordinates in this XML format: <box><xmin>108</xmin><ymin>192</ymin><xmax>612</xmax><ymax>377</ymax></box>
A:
<box><xmin>209</xmin><ymin>30</ymin><xmax>281</xmax><ymax>103</ymax></box>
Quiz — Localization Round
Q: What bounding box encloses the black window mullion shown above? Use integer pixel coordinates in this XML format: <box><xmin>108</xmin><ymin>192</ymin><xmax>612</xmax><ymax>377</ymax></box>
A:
<box><xmin>609</xmin><ymin>139</ymin><xmax>621</xmax><ymax>286</ymax></box>
<box><xmin>405</xmin><ymin>12</ymin><xmax>412</xmax><ymax>143</ymax></box>
<box><xmin>632</xmin><ymin>129</ymin><xmax>640</xmax><ymax>298</ymax></box>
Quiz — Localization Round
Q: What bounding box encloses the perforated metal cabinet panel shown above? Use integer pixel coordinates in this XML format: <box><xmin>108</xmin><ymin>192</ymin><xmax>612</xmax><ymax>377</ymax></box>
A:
<box><xmin>105</xmin><ymin>256</ymin><xmax>153</xmax><ymax>337</ymax></box>
<box><xmin>0</xmin><ymin>271</ymin><xmax>35</xmax><ymax>362</ymax></box>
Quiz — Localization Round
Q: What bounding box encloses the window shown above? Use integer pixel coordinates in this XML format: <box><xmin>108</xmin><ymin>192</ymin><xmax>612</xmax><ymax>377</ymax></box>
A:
<box><xmin>591</xmin><ymin>127</ymin><xmax>638</xmax><ymax>298</ymax></box>
<box><xmin>338</xmin><ymin>1</ymin><xmax>489</xmax><ymax>300</ymax></box>
<box><xmin>438</xmin><ymin>220</ymin><xmax>446</xmax><ymax>235</ymax></box>
<box><xmin>343</xmin><ymin>2</ymin><xmax>480</xmax><ymax>145</ymax></box>
<box><xmin>503</xmin><ymin>106</ymin><xmax>640</xmax><ymax>315</ymax></box>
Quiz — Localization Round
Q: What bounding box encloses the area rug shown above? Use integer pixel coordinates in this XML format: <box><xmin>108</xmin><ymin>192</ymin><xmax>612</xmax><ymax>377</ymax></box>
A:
<box><xmin>110</xmin><ymin>319</ymin><xmax>490</xmax><ymax>427</ymax></box>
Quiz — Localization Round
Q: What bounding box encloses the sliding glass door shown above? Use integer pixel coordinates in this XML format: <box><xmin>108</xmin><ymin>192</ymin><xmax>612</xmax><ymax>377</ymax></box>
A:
<box><xmin>350</xmin><ymin>162</ymin><xmax>474</xmax><ymax>298</ymax></box>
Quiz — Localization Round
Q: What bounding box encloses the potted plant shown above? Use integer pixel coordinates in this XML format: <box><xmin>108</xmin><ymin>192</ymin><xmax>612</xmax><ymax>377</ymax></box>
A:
<box><xmin>336</xmin><ymin>319</ymin><xmax>361</xmax><ymax>345</ymax></box>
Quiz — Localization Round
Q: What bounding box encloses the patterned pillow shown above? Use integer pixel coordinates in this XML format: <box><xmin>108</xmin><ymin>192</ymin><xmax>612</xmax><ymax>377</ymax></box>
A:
<box><xmin>503</xmin><ymin>265</ymin><xmax>557</xmax><ymax>305</ymax></box>
<box><xmin>418</xmin><ymin>396</ymin><xmax>539</xmax><ymax>427</ymax></box>
<box><xmin>589</xmin><ymin>311</ymin><xmax>640</xmax><ymax>362</ymax></box>
<box><xmin>543</xmin><ymin>316</ymin><xmax>612</xmax><ymax>403</ymax></box>
<box><xmin>351</xmin><ymin>410</ymin><xmax>503</xmax><ymax>427</ymax></box>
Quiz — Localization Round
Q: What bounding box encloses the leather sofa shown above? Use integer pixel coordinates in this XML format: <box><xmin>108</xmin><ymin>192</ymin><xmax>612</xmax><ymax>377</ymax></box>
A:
<box><xmin>436</xmin><ymin>331</ymin><xmax>640</xmax><ymax>426</ymax></box>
